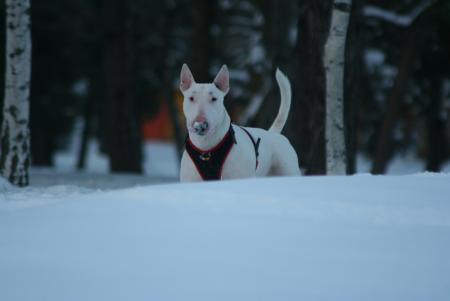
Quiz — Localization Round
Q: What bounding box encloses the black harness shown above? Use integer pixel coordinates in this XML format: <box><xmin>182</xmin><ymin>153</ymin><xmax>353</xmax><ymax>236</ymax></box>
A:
<box><xmin>185</xmin><ymin>124</ymin><xmax>260</xmax><ymax>181</ymax></box>
<box><xmin>239</xmin><ymin>126</ymin><xmax>261</xmax><ymax>169</ymax></box>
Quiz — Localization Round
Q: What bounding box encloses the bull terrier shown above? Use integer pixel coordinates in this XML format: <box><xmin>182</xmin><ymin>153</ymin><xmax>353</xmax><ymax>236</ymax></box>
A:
<box><xmin>179</xmin><ymin>64</ymin><xmax>300</xmax><ymax>181</ymax></box>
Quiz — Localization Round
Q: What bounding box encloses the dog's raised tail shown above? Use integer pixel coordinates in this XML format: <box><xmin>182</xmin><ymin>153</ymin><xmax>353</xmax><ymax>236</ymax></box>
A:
<box><xmin>269</xmin><ymin>68</ymin><xmax>292</xmax><ymax>133</ymax></box>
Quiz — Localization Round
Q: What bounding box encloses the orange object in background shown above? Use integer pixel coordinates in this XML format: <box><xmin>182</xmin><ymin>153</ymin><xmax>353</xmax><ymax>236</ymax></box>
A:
<box><xmin>142</xmin><ymin>92</ymin><xmax>185</xmax><ymax>140</ymax></box>
<box><xmin>142</xmin><ymin>102</ymin><xmax>173</xmax><ymax>140</ymax></box>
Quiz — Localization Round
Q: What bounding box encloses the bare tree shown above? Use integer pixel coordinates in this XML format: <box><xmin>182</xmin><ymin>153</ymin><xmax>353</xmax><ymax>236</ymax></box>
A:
<box><xmin>162</xmin><ymin>1</ymin><xmax>184</xmax><ymax>160</ymax></box>
<box><xmin>102</xmin><ymin>0</ymin><xmax>142</xmax><ymax>173</ymax></box>
<box><xmin>0</xmin><ymin>0</ymin><xmax>31</xmax><ymax>186</ymax></box>
<box><xmin>189</xmin><ymin>0</ymin><xmax>215</xmax><ymax>82</ymax></box>
<box><xmin>371</xmin><ymin>0</ymin><xmax>442</xmax><ymax>174</ymax></box>
<box><xmin>293</xmin><ymin>0</ymin><xmax>332</xmax><ymax>175</ymax></box>
<box><xmin>324</xmin><ymin>0</ymin><xmax>352</xmax><ymax>174</ymax></box>
<box><xmin>344</xmin><ymin>0</ymin><xmax>366</xmax><ymax>174</ymax></box>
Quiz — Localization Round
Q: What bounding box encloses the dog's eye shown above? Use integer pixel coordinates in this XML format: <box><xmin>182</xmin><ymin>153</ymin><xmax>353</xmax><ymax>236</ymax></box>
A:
<box><xmin>211</xmin><ymin>97</ymin><xmax>217</xmax><ymax>102</ymax></box>
<box><xmin>189</xmin><ymin>96</ymin><xmax>194</xmax><ymax>102</ymax></box>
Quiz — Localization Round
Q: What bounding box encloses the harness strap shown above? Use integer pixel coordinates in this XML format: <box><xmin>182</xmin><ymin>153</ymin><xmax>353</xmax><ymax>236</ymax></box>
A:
<box><xmin>185</xmin><ymin>124</ymin><xmax>236</xmax><ymax>180</ymax></box>
<box><xmin>239</xmin><ymin>126</ymin><xmax>260</xmax><ymax>169</ymax></box>
<box><xmin>185</xmin><ymin>124</ymin><xmax>261</xmax><ymax>180</ymax></box>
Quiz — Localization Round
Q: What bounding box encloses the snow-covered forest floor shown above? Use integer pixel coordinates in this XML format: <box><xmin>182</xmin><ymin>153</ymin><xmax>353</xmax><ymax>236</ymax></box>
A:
<box><xmin>1</xmin><ymin>141</ymin><xmax>450</xmax><ymax>301</ymax></box>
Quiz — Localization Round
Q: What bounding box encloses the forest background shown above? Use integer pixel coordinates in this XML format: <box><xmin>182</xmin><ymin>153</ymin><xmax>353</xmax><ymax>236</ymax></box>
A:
<box><xmin>1</xmin><ymin>0</ymin><xmax>449</xmax><ymax>180</ymax></box>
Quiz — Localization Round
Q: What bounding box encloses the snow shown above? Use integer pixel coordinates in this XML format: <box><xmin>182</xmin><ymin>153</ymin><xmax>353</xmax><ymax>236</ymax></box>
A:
<box><xmin>357</xmin><ymin>153</ymin><xmax>450</xmax><ymax>175</ymax></box>
<box><xmin>1</xmin><ymin>174</ymin><xmax>450</xmax><ymax>301</ymax></box>
<box><xmin>1</xmin><ymin>130</ymin><xmax>450</xmax><ymax>300</ymax></box>
<box><xmin>365</xmin><ymin>48</ymin><xmax>385</xmax><ymax>73</ymax></box>
<box><xmin>0</xmin><ymin>176</ymin><xmax>13</xmax><ymax>190</ymax></box>
<box><xmin>363</xmin><ymin>0</ymin><xmax>432</xmax><ymax>27</ymax></box>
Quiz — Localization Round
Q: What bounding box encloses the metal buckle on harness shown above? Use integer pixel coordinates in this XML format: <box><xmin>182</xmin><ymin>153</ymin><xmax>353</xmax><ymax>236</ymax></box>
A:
<box><xmin>199</xmin><ymin>152</ymin><xmax>212</xmax><ymax>161</ymax></box>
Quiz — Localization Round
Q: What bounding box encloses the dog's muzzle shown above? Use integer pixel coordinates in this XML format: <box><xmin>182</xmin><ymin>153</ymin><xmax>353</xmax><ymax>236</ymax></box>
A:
<box><xmin>193</xmin><ymin>121</ymin><xmax>209</xmax><ymax>135</ymax></box>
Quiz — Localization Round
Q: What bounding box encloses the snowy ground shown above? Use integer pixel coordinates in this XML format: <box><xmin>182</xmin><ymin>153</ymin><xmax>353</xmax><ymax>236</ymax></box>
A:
<box><xmin>1</xmin><ymin>138</ymin><xmax>450</xmax><ymax>300</ymax></box>
<box><xmin>1</xmin><ymin>173</ymin><xmax>450</xmax><ymax>301</ymax></box>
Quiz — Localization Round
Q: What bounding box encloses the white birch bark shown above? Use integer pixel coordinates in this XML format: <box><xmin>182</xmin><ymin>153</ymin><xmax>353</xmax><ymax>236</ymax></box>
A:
<box><xmin>324</xmin><ymin>0</ymin><xmax>351</xmax><ymax>175</ymax></box>
<box><xmin>0</xmin><ymin>0</ymin><xmax>32</xmax><ymax>186</ymax></box>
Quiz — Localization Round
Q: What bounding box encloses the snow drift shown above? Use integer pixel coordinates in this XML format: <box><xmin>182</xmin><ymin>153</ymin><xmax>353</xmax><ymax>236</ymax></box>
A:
<box><xmin>1</xmin><ymin>174</ymin><xmax>449</xmax><ymax>301</ymax></box>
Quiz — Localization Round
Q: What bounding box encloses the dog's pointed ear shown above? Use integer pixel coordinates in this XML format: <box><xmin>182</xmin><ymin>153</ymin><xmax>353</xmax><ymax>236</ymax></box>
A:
<box><xmin>213</xmin><ymin>65</ymin><xmax>229</xmax><ymax>94</ymax></box>
<box><xmin>180</xmin><ymin>64</ymin><xmax>195</xmax><ymax>92</ymax></box>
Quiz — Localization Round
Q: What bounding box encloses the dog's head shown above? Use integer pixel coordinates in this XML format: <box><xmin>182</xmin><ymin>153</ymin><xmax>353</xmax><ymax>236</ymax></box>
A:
<box><xmin>179</xmin><ymin>64</ymin><xmax>229</xmax><ymax>136</ymax></box>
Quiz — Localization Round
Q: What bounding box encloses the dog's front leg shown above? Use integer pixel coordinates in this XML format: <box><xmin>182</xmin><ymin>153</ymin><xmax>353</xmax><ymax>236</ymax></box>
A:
<box><xmin>179</xmin><ymin>151</ymin><xmax>203</xmax><ymax>182</ymax></box>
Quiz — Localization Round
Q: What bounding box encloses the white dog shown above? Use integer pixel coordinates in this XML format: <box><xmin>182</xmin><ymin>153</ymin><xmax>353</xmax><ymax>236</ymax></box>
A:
<box><xmin>179</xmin><ymin>64</ymin><xmax>300</xmax><ymax>181</ymax></box>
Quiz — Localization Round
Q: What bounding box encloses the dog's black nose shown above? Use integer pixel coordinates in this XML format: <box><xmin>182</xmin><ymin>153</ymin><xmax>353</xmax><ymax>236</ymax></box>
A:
<box><xmin>193</xmin><ymin>121</ymin><xmax>209</xmax><ymax>135</ymax></box>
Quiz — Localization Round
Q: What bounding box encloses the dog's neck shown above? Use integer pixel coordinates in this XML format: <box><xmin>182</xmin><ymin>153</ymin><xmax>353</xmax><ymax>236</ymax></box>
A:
<box><xmin>188</xmin><ymin>113</ymin><xmax>231</xmax><ymax>150</ymax></box>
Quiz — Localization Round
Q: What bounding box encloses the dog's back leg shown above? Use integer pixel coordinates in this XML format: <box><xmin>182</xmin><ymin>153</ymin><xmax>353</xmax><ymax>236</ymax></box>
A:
<box><xmin>270</xmin><ymin>135</ymin><xmax>301</xmax><ymax>176</ymax></box>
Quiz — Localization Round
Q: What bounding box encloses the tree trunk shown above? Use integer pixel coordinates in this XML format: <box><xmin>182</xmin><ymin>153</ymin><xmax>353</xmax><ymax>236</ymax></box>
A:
<box><xmin>425</xmin><ymin>77</ymin><xmax>446</xmax><ymax>172</ymax></box>
<box><xmin>189</xmin><ymin>0</ymin><xmax>215</xmax><ymax>82</ymax></box>
<box><xmin>0</xmin><ymin>0</ymin><xmax>32</xmax><ymax>186</ymax></box>
<box><xmin>30</xmin><ymin>124</ymin><xmax>53</xmax><ymax>166</ymax></box>
<box><xmin>371</xmin><ymin>1</ymin><xmax>441</xmax><ymax>174</ymax></box>
<box><xmin>0</xmin><ymin>0</ymin><xmax>4</xmax><ymax>129</ymax></box>
<box><xmin>324</xmin><ymin>0</ymin><xmax>352</xmax><ymax>175</ymax></box>
<box><xmin>344</xmin><ymin>0</ymin><xmax>365</xmax><ymax>174</ymax></box>
<box><xmin>76</xmin><ymin>93</ymin><xmax>94</xmax><ymax>170</ymax></box>
<box><xmin>371</xmin><ymin>30</ymin><xmax>418</xmax><ymax>174</ymax></box>
<box><xmin>163</xmin><ymin>3</ymin><xmax>184</xmax><ymax>160</ymax></box>
<box><xmin>293</xmin><ymin>0</ymin><xmax>332</xmax><ymax>174</ymax></box>
<box><xmin>102</xmin><ymin>0</ymin><xmax>142</xmax><ymax>173</ymax></box>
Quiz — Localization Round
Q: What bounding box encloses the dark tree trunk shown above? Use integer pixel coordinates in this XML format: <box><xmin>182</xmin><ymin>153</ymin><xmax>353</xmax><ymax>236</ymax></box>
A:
<box><xmin>102</xmin><ymin>0</ymin><xmax>142</xmax><ymax>173</ymax></box>
<box><xmin>293</xmin><ymin>0</ymin><xmax>332</xmax><ymax>174</ymax></box>
<box><xmin>76</xmin><ymin>91</ymin><xmax>94</xmax><ymax>170</ymax></box>
<box><xmin>260</xmin><ymin>0</ymin><xmax>295</xmax><ymax>70</ymax></box>
<box><xmin>163</xmin><ymin>3</ymin><xmax>184</xmax><ymax>160</ymax></box>
<box><xmin>77</xmin><ymin>65</ymin><xmax>102</xmax><ymax>170</ymax></box>
<box><xmin>426</xmin><ymin>78</ymin><xmax>446</xmax><ymax>172</ymax></box>
<box><xmin>77</xmin><ymin>2</ymin><xmax>102</xmax><ymax>170</ymax></box>
<box><xmin>30</xmin><ymin>125</ymin><xmax>54</xmax><ymax>166</ymax></box>
<box><xmin>0</xmin><ymin>0</ymin><xmax>4</xmax><ymax>129</ymax></box>
<box><xmin>371</xmin><ymin>31</ymin><xmax>417</xmax><ymax>174</ymax></box>
<box><xmin>29</xmin><ymin>1</ymin><xmax>54</xmax><ymax>167</ymax></box>
<box><xmin>30</xmin><ymin>72</ymin><xmax>55</xmax><ymax>166</ymax></box>
<box><xmin>164</xmin><ymin>72</ymin><xmax>184</xmax><ymax>160</ymax></box>
<box><xmin>188</xmin><ymin>0</ymin><xmax>215</xmax><ymax>82</ymax></box>
<box><xmin>344</xmin><ymin>0</ymin><xmax>365</xmax><ymax>174</ymax></box>
<box><xmin>371</xmin><ymin>2</ymin><xmax>441</xmax><ymax>174</ymax></box>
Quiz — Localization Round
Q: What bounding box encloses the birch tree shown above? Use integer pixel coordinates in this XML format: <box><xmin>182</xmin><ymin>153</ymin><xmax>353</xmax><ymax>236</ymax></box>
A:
<box><xmin>0</xmin><ymin>0</ymin><xmax>31</xmax><ymax>186</ymax></box>
<box><xmin>324</xmin><ymin>0</ymin><xmax>352</xmax><ymax>175</ymax></box>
